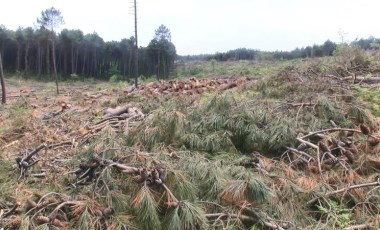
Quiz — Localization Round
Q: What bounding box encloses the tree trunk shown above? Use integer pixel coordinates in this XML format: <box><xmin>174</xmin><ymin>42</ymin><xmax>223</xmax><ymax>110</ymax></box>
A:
<box><xmin>75</xmin><ymin>47</ymin><xmax>79</xmax><ymax>74</ymax></box>
<box><xmin>63</xmin><ymin>48</ymin><xmax>68</xmax><ymax>75</ymax></box>
<box><xmin>71</xmin><ymin>44</ymin><xmax>74</xmax><ymax>74</ymax></box>
<box><xmin>46</xmin><ymin>42</ymin><xmax>50</xmax><ymax>75</ymax></box>
<box><xmin>0</xmin><ymin>52</ymin><xmax>6</xmax><ymax>104</ymax></box>
<box><xmin>157</xmin><ymin>50</ymin><xmax>161</xmax><ymax>79</ymax></box>
<box><xmin>51</xmin><ymin>39</ymin><xmax>59</xmax><ymax>94</ymax></box>
<box><xmin>93</xmin><ymin>49</ymin><xmax>97</xmax><ymax>77</ymax></box>
<box><xmin>128</xmin><ymin>50</ymin><xmax>132</xmax><ymax>77</ymax></box>
<box><xmin>82</xmin><ymin>46</ymin><xmax>87</xmax><ymax>77</ymax></box>
<box><xmin>16</xmin><ymin>43</ymin><xmax>21</xmax><ymax>72</ymax></box>
<box><xmin>134</xmin><ymin>0</ymin><xmax>138</xmax><ymax>87</ymax></box>
<box><xmin>25</xmin><ymin>41</ymin><xmax>29</xmax><ymax>78</ymax></box>
<box><xmin>38</xmin><ymin>44</ymin><xmax>42</xmax><ymax>76</ymax></box>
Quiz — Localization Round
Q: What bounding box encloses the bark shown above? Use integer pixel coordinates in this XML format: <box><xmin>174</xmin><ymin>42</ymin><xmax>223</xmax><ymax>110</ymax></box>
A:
<box><xmin>0</xmin><ymin>52</ymin><xmax>6</xmax><ymax>104</ymax></box>
<box><xmin>71</xmin><ymin>43</ymin><xmax>74</xmax><ymax>74</ymax></box>
<box><xmin>128</xmin><ymin>50</ymin><xmax>132</xmax><ymax>77</ymax></box>
<box><xmin>25</xmin><ymin>41</ymin><xmax>29</xmax><ymax>77</ymax></box>
<box><xmin>343</xmin><ymin>76</ymin><xmax>380</xmax><ymax>84</ymax></box>
<box><xmin>16</xmin><ymin>43</ymin><xmax>21</xmax><ymax>72</ymax></box>
<box><xmin>46</xmin><ymin>42</ymin><xmax>50</xmax><ymax>75</ymax></box>
<box><xmin>74</xmin><ymin>47</ymin><xmax>79</xmax><ymax>74</ymax></box>
<box><xmin>37</xmin><ymin>44</ymin><xmax>42</xmax><ymax>76</ymax></box>
<box><xmin>82</xmin><ymin>46</ymin><xmax>87</xmax><ymax>77</ymax></box>
<box><xmin>63</xmin><ymin>47</ymin><xmax>68</xmax><ymax>75</ymax></box>
<box><xmin>134</xmin><ymin>0</ymin><xmax>138</xmax><ymax>87</ymax></box>
<box><xmin>103</xmin><ymin>105</ymin><xmax>133</xmax><ymax>118</ymax></box>
<box><xmin>51</xmin><ymin>38</ymin><xmax>59</xmax><ymax>94</ymax></box>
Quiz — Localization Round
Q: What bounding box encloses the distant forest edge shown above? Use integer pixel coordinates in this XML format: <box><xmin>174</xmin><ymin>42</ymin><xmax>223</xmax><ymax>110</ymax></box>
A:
<box><xmin>179</xmin><ymin>37</ymin><xmax>380</xmax><ymax>62</ymax></box>
<box><xmin>0</xmin><ymin>24</ymin><xmax>176</xmax><ymax>80</ymax></box>
<box><xmin>1</xmin><ymin>21</ymin><xmax>380</xmax><ymax>80</ymax></box>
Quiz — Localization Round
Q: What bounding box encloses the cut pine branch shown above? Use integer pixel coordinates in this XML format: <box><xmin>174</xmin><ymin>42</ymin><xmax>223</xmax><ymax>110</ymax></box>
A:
<box><xmin>300</xmin><ymin>127</ymin><xmax>379</xmax><ymax>140</ymax></box>
<box><xmin>205</xmin><ymin>213</ymin><xmax>288</xmax><ymax>230</ymax></box>
<box><xmin>307</xmin><ymin>179</ymin><xmax>380</xmax><ymax>205</ymax></box>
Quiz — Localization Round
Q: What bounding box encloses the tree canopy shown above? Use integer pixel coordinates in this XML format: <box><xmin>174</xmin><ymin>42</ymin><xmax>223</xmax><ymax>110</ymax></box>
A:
<box><xmin>147</xmin><ymin>25</ymin><xmax>177</xmax><ymax>79</ymax></box>
<box><xmin>0</xmin><ymin>22</ymin><xmax>176</xmax><ymax>81</ymax></box>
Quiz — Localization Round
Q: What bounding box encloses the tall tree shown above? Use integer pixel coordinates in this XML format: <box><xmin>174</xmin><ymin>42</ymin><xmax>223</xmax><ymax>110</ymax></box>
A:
<box><xmin>37</xmin><ymin>7</ymin><xmax>64</xmax><ymax>94</ymax></box>
<box><xmin>0</xmin><ymin>52</ymin><xmax>5</xmax><ymax>104</ymax></box>
<box><xmin>133</xmin><ymin>0</ymin><xmax>138</xmax><ymax>87</ymax></box>
<box><xmin>147</xmin><ymin>25</ymin><xmax>176</xmax><ymax>79</ymax></box>
<box><xmin>15</xmin><ymin>28</ymin><xmax>24</xmax><ymax>73</ymax></box>
<box><xmin>23</xmin><ymin>27</ymin><xmax>34</xmax><ymax>77</ymax></box>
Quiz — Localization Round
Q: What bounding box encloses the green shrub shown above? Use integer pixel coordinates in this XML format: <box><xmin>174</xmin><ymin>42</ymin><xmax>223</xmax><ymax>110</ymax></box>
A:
<box><xmin>333</xmin><ymin>44</ymin><xmax>370</xmax><ymax>76</ymax></box>
<box><xmin>109</xmin><ymin>74</ymin><xmax>123</xmax><ymax>82</ymax></box>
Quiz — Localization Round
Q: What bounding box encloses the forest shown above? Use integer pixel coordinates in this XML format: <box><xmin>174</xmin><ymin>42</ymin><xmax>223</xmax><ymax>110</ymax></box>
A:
<box><xmin>0</xmin><ymin>8</ymin><xmax>176</xmax><ymax>81</ymax></box>
<box><xmin>2</xmin><ymin>5</ymin><xmax>380</xmax><ymax>230</ymax></box>
<box><xmin>1</xmin><ymin>7</ymin><xmax>380</xmax><ymax>82</ymax></box>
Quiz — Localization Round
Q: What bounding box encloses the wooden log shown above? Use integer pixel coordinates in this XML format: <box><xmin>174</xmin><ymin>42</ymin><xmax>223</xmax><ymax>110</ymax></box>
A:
<box><xmin>343</xmin><ymin>76</ymin><xmax>380</xmax><ymax>84</ymax></box>
<box><xmin>219</xmin><ymin>82</ymin><xmax>238</xmax><ymax>91</ymax></box>
<box><xmin>104</xmin><ymin>105</ymin><xmax>132</xmax><ymax>118</ymax></box>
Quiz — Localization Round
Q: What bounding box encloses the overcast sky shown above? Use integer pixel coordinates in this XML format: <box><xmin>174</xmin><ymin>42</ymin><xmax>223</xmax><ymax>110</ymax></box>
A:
<box><xmin>1</xmin><ymin>0</ymin><xmax>379</xmax><ymax>55</ymax></box>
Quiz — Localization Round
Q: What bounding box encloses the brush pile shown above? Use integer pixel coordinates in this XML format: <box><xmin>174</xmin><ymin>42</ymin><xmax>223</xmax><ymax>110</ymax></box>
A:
<box><xmin>1</xmin><ymin>64</ymin><xmax>380</xmax><ymax>229</ymax></box>
<box><xmin>125</xmin><ymin>76</ymin><xmax>255</xmax><ymax>97</ymax></box>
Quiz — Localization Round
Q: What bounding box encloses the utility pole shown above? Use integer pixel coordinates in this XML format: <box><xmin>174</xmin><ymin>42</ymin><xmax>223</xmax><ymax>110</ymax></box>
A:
<box><xmin>134</xmin><ymin>0</ymin><xmax>138</xmax><ymax>88</ymax></box>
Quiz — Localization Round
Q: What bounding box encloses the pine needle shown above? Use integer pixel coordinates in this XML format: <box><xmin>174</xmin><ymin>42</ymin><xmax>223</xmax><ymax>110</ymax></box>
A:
<box><xmin>131</xmin><ymin>185</ymin><xmax>161</xmax><ymax>230</ymax></box>
<box><xmin>220</xmin><ymin>180</ymin><xmax>249</xmax><ymax>204</ymax></box>
<box><xmin>179</xmin><ymin>201</ymin><xmax>209</xmax><ymax>230</ymax></box>
<box><xmin>75</xmin><ymin>208</ymin><xmax>95</xmax><ymax>230</ymax></box>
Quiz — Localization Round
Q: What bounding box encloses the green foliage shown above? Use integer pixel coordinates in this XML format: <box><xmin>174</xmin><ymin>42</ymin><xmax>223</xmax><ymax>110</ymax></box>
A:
<box><xmin>0</xmin><ymin>159</ymin><xmax>15</xmax><ymax>202</ymax></box>
<box><xmin>75</xmin><ymin>208</ymin><xmax>96</xmax><ymax>230</ymax></box>
<box><xmin>109</xmin><ymin>74</ymin><xmax>123</xmax><ymax>83</ymax></box>
<box><xmin>315</xmin><ymin>96</ymin><xmax>348</xmax><ymax>125</ymax></box>
<box><xmin>164</xmin><ymin>201</ymin><xmax>208</xmax><ymax>230</ymax></box>
<box><xmin>132</xmin><ymin>185</ymin><xmax>161</xmax><ymax>230</ymax></box>
<box><xmin>9</xmin><ymin>102</ymin><xmax>28</xmax><ymax>116</ymax></box>
<box><xmin>34</xmin><ymin>224</ymin><xmax>50</xmax><ymax>230</ymax></box>
<box><xmin>129</xmin><ymin>79</ymin><xmax>358</xmax><ymax>156</ymax></box>
<box><xmin>19</xmin><ymin>217</ymin><xmax>31</xmax><ymax>230</ymax></box>
<box><xmin>317</xmin><ymin>200</ymin><xmax>353</xmax><ymax>228</ymax></box>
<box><xmin>354</xmin><ymin>85</ymin><xmax>380</xmax><ymax>116</ymax></box>
<box><xmin>333</xmin><ymin>44</ymin><xmax>370</xmax><ymax>76</ymax></box>
<box><xmin>175</xmin><ymin>59</ymin><xmax>292</xmax><ymax>78</ymax></box>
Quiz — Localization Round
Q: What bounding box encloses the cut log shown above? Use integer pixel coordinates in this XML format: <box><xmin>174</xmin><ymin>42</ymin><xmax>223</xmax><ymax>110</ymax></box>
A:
<box><xmin>343</xmin><ymin>76</ymin><xmax>380</xmax><ymax>84</ymax></box>
<box><xmin>219</xmin><ymin>82</ymin><xmax>238</xmax><ymax>91</ymax></box>
<box><xmin>104</xmin><ymin>105</ymin><xmax>132</xmax><ymax>118</ymax></box>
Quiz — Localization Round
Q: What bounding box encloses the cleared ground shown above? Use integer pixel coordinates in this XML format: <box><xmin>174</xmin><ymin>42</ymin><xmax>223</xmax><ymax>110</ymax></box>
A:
<box><xmin>1</xmin><ymin>58</ymin><xmax>380</xmax><ymax>229</ymax></box>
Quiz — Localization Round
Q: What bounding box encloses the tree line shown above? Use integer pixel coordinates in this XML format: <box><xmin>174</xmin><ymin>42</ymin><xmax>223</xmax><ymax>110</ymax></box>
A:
<box><xmin>0</xmin><ymin>9</ymin><xmax>176</xmax><ymax>81</ymax></box>
<box><xmin>179</xmin><ymin>37</ymin><xmax>380</xmax><ymax>62</ymax></box>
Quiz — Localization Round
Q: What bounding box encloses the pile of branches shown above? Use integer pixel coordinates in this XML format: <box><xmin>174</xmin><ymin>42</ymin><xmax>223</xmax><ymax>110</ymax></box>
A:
<box><xmin>79</xmin><ymin>104</ymin><xmax>144</xmax><ymax>137</ymax></box>
<box><xmin>14</xmin><ymin>103</ymin><xmax>145</xmax><ymax>181</ymax></box>
<box><xmin>3</xmin><ymin>71</ymin><xmax>380</xmax><ymax>229</ymax></box>
<box><xmin>125</xmin><ymin>76</ymin><xmax>254</xmax><ymax>97</ymax></box>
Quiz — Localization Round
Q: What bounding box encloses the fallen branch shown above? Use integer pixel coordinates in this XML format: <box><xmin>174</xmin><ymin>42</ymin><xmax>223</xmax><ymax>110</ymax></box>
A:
<box><xmin>48</xmin><ymin>201</ymin><xmax>80</xmax><ymax>220</ymax></box>
<box><xmin>2</xmin><ymin>203</ymin><xmax>19</xmax><ymax>218</ymax></box>
<box><xmin>17</xmin><ymin>143</ymin><xmax>47</xmax><ymax>180</ymax></box>
<box><xmin>286</xmin><ymin>147</ymin><xmax>313</xmax><ymax>161</ymax></box>
<box><xmin>205</xmin><ymin>213</ymin><xmax>287</xmax><ymax>230</ymax></box>
<box><xmin>343</xmin><ymin>76</ymin><xmax>380</xmax><ymax>84</ymax></box>
<box><xmin>42</xmin><ymin>103</ymin><xmax>69</xmax><ymax>120</ymax></box>
<box><xmin>343</xmin><ymin>223</ymin><xmax>373</xmax><ymax>230</ymax></box>
<box><xmin>47</xmin><ymin>141</ymin><xmax>73</xmax><ymax>149</ymax></box>
<box><xmin>307</xmin><ymin>179</ymin><xmax>380</xmax><ymax>205</ymax></box>
<box><xmin>21</xmin><ymin>143</ymin><xmax>47</xmax><ymax>163</ymax></box>
<box><xmin>296</xmin><ymin>138</ymin><xmax>323</xmax><ymax>179</ymax></box>
<box><xmin>300</xmin><ymin>128</ymin><xmax>362</xmax><ymax>139</ymax></box>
